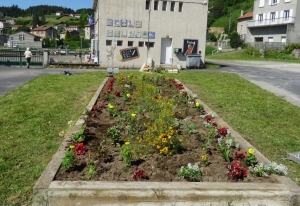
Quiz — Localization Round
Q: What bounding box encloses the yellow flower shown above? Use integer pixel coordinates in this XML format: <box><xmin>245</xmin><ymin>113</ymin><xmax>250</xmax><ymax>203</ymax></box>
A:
<box><xmin>248</xmin><ymin>148</ymin><xmax>254</xmax><ymax>155</ymax></box>
<box><xmin>201</xmin><ymin>154</ymin><xmax>207</xmax><ymax>160</ymax></box>
<box><xmin>126</xmin><ymin>93</ymin><xmax>130</xmax><ymax>98</ymax></box>
<box><xmin>195</xmin><ymin>102</ymin><xmax>200</xmax><ymax>107</ymax></box>
<box><xmin>70</xmin><ymin>145</ymin><xmax>75</xmax><ymax>149</ymax></box>
<box><xmin>108</xmin><ymin>104</ymin><xmax>114</xmax><ymax>109</ymax></box>
<box><xmin>131</xmin><ymin>113</ymin><xmax>136</xmax><ymax>118</ymax></box>
<box><xmin>125</xmin><ymin>142</ymin><xmax>130</xmax><ymax>145</ymax></box>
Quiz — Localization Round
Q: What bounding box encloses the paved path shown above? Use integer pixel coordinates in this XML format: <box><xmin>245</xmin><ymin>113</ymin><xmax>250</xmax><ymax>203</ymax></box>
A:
<box><xmin>206</xmin><ymin>59</ymin><xmax>300</xmax><ymax>107</ymax></box>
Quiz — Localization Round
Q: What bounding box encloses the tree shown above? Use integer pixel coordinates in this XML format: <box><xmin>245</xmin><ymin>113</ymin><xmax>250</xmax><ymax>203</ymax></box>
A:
<box><xmin>229</xmin><ymin>32</ymin><xmax>243</xmax><ymax>49</ymax></box>
<box><xmin>65</xmin><ymin>30</ymin><xmax>71</xmax><ymax>40</ymax></box>
<box><xmin>32</xmin><ymin>13</ymin><xmax>40</xmax><ymax>29</ymax></box>
<box><xmin>42</xmin><ymin>38</ymin><xmax>51</xmax><ymax>48</ymax></box>
<box><xmin>79</xmin><ymin>10</ymin><xmax>88</xmax><ymax>28</ymax></box>
<box><xmin>41</xmin><ymin>14</ymin><xmax>46</xmax><ymax>25</ymax></box>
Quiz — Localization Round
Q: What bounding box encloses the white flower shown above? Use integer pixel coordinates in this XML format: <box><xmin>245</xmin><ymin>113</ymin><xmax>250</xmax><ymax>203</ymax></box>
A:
<box><xmin>217</xmin><ymin>137</ymin><xmax>223</xmax><ymax>144</ymax></box>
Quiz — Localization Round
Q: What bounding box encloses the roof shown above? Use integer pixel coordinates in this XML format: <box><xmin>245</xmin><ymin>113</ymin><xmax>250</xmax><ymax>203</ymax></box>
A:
<box><xmin>11</xmin><ymin>31</ymin><xmax>41</xmax><ymax>38</ymax></box>
<box><xmin>31</xmin><ymin>26</ymin><xmax>52</xmax><ymax>31</ymax></box>
<box><xmin>237</xmin><ymin>11</ymin><xmax>253</xmax><ymax>20</ymax></box>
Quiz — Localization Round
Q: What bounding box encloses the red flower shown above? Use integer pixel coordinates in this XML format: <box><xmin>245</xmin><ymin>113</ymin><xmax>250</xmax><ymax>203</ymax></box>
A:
<box><xmin>204</xmin><ymin>115</ymin><xmax>212</xmax><ymax>123</ymax></box>
<box><xmin>227</xmin><ymin>162</ymin><xmax>247</xmax><ymax>180</ymax></box>
<box><xmin>212</xmin><ymin>122</ymin><xmax>218</xmax><ymax>128</ymax></box>
<box><xmin>74</xmin><ymin>143</ymin><xmax>86</xmax><ymax>155</ymax></box>
<box><xmin>133</xmin><ymin>169</ymin><xmax>147</xmax><ymax>181</ymax></box>
<box><xmin>115</xmin><ymin>90</ymin><xmax>121</xmax><ymax>97</ymax></box>
<box><xmin>218</xmin><ymin>127</ymin><xmax>228</xmax><ymax>136</ymax></box>
<box><xmin>91</xmin><ymin>113</ymin><xmax>97</xmax><ymax>118</ymax></box>
<box><xmin>98</xmin><ymin>101</ymin><xmax>105</xmax><ymax>108</ymax></box>
<box><xmin>92</xmin><ymin>105</ymin><xmax>98</xmax><ymax>111</ymax></box>
<box><xmin>235</xmin><ymin>151</ymin><xmax>247</xmax><ymax>159</ymax></box>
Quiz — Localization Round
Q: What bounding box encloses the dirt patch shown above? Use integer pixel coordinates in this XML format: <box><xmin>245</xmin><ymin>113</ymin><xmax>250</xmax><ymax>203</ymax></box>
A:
<box><xmin>54</xmin><ymin>75</ymin><xmax>278</xmax><ymax>184</ymax></box>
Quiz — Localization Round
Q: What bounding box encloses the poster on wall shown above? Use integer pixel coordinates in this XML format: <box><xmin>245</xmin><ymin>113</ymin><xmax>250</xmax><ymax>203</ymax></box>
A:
<box><xmin>121</xmin><ymin>30</ymin><xmax>127</xmax><ymax>38</ymax></box>
<box><xmin>121</xmin><ymin>19</ymin><xmax>127</xmax><ymax>27</ymax></box>
<box><xmin>148</xmin><ymin>32</ymin><xmax>155</xmax><ymax>39</ymax></box>
<box><xmin>128</xmin><ymin>20</ymin><xmax>134</xmax><ymax>28</ymax></box>
<box><xmin>142</xmin><ymin>31</ymin><xmax>148</xmax><ymax>39</ymax></box>
<box><xmin>114</xmin><ymin>30</ymin><xmax>120</xmax><ymax>37</ymax></box>
<box><xmin>135</xmin><ymin>21</ymin><xmax>142</xmax><ymax>28</ymax></box>
<box><xmin>114</xmin><ymin>20</ymin><xmax>120</xmax><ymax>27</ymax></box>
<box><xmin>106</xmin><ymin>30</ymin><xmax>113</xmax><ymax>37</ymax></box>
<box><xmin>135</xmin><ymin>31</ymin><xmax>141</xmax><ymax>38</ymax></box>
<box><xmin>106</xmin><ymin>19</ymin><xmax>113</xmax><ymax>26</ymax></box>
<box><xmin>128</xmin><ymin>31</ymin><xmax>135</xmax><ymax>38</ymax></box>
<box><xmin>183</xmin><ymin>39</ymin><xmax>198</xmax><ymax>55</ymax></box>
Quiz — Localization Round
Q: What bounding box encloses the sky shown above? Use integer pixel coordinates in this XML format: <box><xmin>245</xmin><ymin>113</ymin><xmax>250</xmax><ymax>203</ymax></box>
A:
<box><xmin>1</xmin><ymin>0</ymin><xmax>94</xmax><ymax>11</ymax></box>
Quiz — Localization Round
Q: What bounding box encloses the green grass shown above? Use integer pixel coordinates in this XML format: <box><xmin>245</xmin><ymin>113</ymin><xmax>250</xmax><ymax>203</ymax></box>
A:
<box><xmin>0</xmin><ymin>72</ymin><xmax>107</xmax><ymax>205</ymax></box>
<box><xmin>207</xmin><ymin>49</ymin><xmax>300</xmax><ymax>63</ymax></box>
<box><xmin>1</xmin><ymin>70</ymin><xmax>300</xmax><ymax>205</ymax></box>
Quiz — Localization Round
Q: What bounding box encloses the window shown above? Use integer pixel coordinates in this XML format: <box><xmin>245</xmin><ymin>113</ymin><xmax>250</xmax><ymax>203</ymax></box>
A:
<box><xmin>154</xmin><ymin>0</ymin><xmax>158</xmax><ymax>10</ymax></box>
<box><xmin>170</xmin><ymin>2</ymin><xmax>175</xmax><ymax>12</ymax></box>
<box><xmin>10</xmin><ymin>37</ymin><xmax>14</xmax><ymax>40</ymax></box>
<box><xmin>272</xmin><ymin>0</ymin><xmax>277</xmax><ymax>4</ymax></box>
<box><xmin>284</xmin><ymin>10</ymin><xmax>290</xmax><ymax>20</ymax></box>
<box><xmin>138</xmin><ymin>41</ymin><xmax>144</xmax><ymax>47</ymax></box>
<box><xmin>162</xmin><ymin>1</ymin><xmax>167</xmax><ymax>11</ymax></box>
<box><xmin>106</xmin><ymin>40</ymin><xmax>112</xmax><ymax>46</ymax></box>
<box><xmin>268</xmin><ymin>37</ymin><xmax>273</xmax><ymax>42</ymax></box>
<box><xmin>145</xmin><ymin>0</ymin><xmax>150</xmax><ymax>10</ymax></box>
<box><xmin>117</xmin><ymin>40</ymin><xmax>123</xmax><ymax>46</ymax></box>
<box><xmin>178</xmin><ymin>2</ymin><xmax>183</xmax><ymax>12</ymax></box>
<box><xmin>258</xmin><ymin>14</ymin><xmax>263</xmax><ymax>22</ymax></box>
<box><xmin>145</xmin><ymin>42</ymin><xmax>155</xmax><ymax>48</ymax></box>
<box><xmin>19</xmin><ymin>35</ymin><xmax>25</xmax><ymax>41</ymax></box>
<box><xmin>270</xmin><ymin>12</ymin><xmax>276</xmax><ymax>22</ymax></box>
<box><xmin>259</xmin><ymin>0</ymin><xmax>264</xmax><ymax>7</ymax></box>
<box><xmin>128</xmin><ymin>41</ymin><xmax>133</xmax><ymax>47</ymax></box>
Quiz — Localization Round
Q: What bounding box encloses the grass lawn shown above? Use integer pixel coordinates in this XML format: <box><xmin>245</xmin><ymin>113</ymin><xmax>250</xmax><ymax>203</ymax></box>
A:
<box><xmin>0</xmin><ymin>71</ymin><xmax>299</xmax><ymax>205</ymax></box>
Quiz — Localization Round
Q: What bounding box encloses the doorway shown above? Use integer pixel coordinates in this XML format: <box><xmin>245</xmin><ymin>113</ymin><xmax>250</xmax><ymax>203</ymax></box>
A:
<box><xmin>160</xmin><ymin>38</ymin><xmax>172</xmax><ymax>64</ymax></box>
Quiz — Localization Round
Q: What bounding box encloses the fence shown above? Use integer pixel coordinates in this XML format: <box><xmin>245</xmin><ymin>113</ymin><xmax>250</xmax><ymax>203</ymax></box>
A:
<box><xmin>247</xmin><ymin>42</ymin><xmax>286</xmax><ymax>50</ymax></box>
<box><xmin>0</xmin><ymin>50</ymin><xmax>44</xmax><ymax>67</ymax></box>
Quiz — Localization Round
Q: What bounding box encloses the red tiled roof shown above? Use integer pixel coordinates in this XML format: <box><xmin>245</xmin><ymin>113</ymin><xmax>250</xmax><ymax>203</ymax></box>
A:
<box><xmin>31</xmin><ymin>26</ymin><xmax>51</xmax><ymax>31</ymax></box>
<box><xmin>237</xmin><ymin>11</ymin><xmax>253</xmax><ymax>20</ymax></box>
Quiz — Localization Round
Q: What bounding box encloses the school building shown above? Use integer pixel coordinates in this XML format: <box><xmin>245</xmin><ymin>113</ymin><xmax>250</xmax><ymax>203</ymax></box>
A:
<box><xmin>92</xmin><ymin>0</ymin><xmax>208</xmax><ymax>69</ymax></box>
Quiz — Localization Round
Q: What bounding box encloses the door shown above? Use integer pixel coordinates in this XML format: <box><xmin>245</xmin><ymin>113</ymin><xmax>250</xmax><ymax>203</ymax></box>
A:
<box><xmin>160</xmin><ymin>38</ymin><xmax>172</xmax><ymax>64</ymax></box>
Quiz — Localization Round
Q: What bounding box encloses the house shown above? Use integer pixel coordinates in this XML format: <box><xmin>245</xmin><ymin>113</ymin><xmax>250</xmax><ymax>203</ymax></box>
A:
<box><xmin>56</xmin><ymin>11</ymin><xmax>64</xmax><ymax>16</ymax></box>
<box><xmin>60</xmin><ymin>30</ymin><xmax>79</xmax><ymax>39</ymax></box>
<box><xmin>246</xmin><ymin>0</ymin><xmax>299</xmax><ymax>44</ymax></box>
<box><xmin>54</xmin><ymin>24</ymin><xmax>66</xmax><ymax>31</ymax></box>
<box><xmin>6</xmin><ymin>19</ymin><xmax>16</xmax><ymax>25</ymax></box>
<box><xmin>65</xmin><ymin>25</ymin><xmax>81</xmax><ymax>31</ymax></box>
<box><xmin>31</xmin><ymin>26</ymin><xmax>57</xmax><ymax>39</ymax></box>
<box><xmin>85</xmin><ymin>23</ymin><xmax>94</xmax><ymax>40</ymax></box>
<box><xmin>0</xmin><ymin>34</ymin><xmax>8</xmax><ymax>46</ymax></box>
<box><xmin>237</xmin><ymin>11</ymin><xmax>253</xmax><ymax>41</ymax></box>
<box><xmin>7</xmin><ymin>31</ymin><xmax>42</xmax><ymax>48</ymax></box>
<box><xmin>12</xmin><ymin>25</ymin><xmax>22</xmax><ymax>30</ymax></box>
<box><xmin>0</xmin><ymin>21</ymin><xmax>9</xmax><ymax>29</ymax></box>
<box><xmin>92</xmin><ymin>0</ymin><xmax>208</xmax><ymax>68</ymax></box>
<box><xmin>70</xmin><ymin>13</ymin><xmax>81</xmax><ymax>18</ymax></box>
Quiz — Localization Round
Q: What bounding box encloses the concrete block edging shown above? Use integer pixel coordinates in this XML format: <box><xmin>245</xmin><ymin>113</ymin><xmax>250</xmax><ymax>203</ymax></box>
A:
<box><xmin>32</xmin><ymin>78</ymin><xmax>300</xmax><ymax>206</ymax></box>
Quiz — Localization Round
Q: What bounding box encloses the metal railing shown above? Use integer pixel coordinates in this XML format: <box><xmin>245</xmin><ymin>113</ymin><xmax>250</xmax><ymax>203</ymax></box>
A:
<box><xmin>247</xmin><ymin>17</ymin><xmax>295</xmax><ymax>27</ymax></box>
<box><xmin>0</xmin><ymin>50</ymin><xmax>44</xmax><ymax>66</ymax></box>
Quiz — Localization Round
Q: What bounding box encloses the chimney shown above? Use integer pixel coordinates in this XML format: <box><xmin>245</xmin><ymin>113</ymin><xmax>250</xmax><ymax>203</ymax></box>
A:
<box><xmin>241</xmin><ymin>10</ymin><xmax>244</xmax><ymax>17</ymax></box>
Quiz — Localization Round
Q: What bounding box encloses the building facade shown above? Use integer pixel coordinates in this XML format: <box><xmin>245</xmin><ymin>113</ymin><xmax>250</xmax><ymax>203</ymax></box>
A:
<box><xmin>31</xmin><ymin>26</ymin><xmax>57</xmax><ymax>39</ymax></box>
<box><xmin>237</xmin><ymin>11</ymin><xmax>253</xmax><ymax>41</ymax></box>
<box><xmin>246</xmin><ymin>0</ymin><xmax>299</xmax><ymax>44</ymax></box>
<box><xmin>92</xmin><ymin>0</ymin><xmax>208</xmax><ymax>68</ymax></box>
<box><xmin>7</xmin><ymin>32</ymin><xmax>42</xmax><ymax>48</ymax></box>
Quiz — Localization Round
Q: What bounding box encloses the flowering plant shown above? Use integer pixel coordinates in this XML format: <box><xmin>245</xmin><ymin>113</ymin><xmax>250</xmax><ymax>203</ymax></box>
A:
<box><xmin>74</xmin><ymin>142</ymin><xmax>86</xmax><ymax>155</ymax></box>
<box><xmin>195</xmin><ymin>101</ymin><xmax>204</xmax><ymax>112</ymax></box>
<box><xmin>249</xmin><ymin>162</ymin><xmax>288</xmax><ymax>177</ymax></box>
<box><xmin>245</xmin><ymin>148</ymin><xmax>257</xmax><ymax>166</ymax></box>
<box><xmin>120</xmin><ymin>142</ymin><xmax>133</xmax><ymax>167</ymax></box>
<box><xmin>227</xmin><ymin>162</ymin><xmax>247</xmax><ymax>181</ymax></box>
<box><xmin>217</xmin><ymin>127</ymin><xmax>230</xmax><ymax>137</ymax></box>
<box><xmin>200</xmin><ymin>154</ymin><xmax>208</xmax><ymax>166</ymax></box>
<box><xmin>61</xmin><ymin>150</ymin><xmax>75</xmax><ymax>171</ymax></box>
<box><xmin>108</xmin><ymin>103</ymin><xmax>118</xmax><ymax>117</ymax></box>
<box><xmin>133</xmin><ymin>169</ymin><xmax>147</xmax><ymax>181</ymax></box>
<box><xmin>85</xmin><ymin>152</ymin><xmax>96</xmax><ymax>179</ymax></box>
<box><xmin>178</xmin><ymin>163</ymin><xmax>203</xmax><ymax>181</ymax></box>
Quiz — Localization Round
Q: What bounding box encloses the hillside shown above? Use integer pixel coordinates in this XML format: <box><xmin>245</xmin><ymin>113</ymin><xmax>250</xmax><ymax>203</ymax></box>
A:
<box><xmin>208</xmin><ymin>0</ymin><xmax>254</xmax><ymax>33</ymax></box>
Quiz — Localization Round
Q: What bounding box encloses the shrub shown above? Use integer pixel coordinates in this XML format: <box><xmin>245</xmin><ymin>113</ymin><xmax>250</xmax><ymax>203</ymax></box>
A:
<box><xmin>243</xmin><ymin>47</ymin><xmax>260</xmax><ymax>57</ymax></box>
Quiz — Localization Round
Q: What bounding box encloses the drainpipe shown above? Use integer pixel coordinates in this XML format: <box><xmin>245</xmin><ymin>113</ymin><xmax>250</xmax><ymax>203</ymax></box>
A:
<box><xmin>146</xmin><ymin>0</ymin><xmax>151</xmax><ymax>66</ymax></box>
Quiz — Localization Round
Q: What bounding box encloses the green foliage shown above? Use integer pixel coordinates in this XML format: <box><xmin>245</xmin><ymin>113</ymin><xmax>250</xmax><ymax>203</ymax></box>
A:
<box><xmin>79</xmin><ymin>10</ymin><xmax>88</xmax><ymax>28</ymax></box>
<box><xmin>243</xmin><ymin>47</ymin><xmax>260</xmax><ymax>57</ymax></box>
<box><xmin>205</xmin><ymin>46</ymin><xmax>216</xmax><ymax>56</ymax></box>
<box><xmin>107</xmin><ymin>125</ymin><xmax>121</xmax><ymax>145</ymax></box>
<box><xmin>284</xmin><ymin>43</ymin><xmax>300</xmax><ymax>54</ymax></box>
<box><xmin>178</xmin><ymin>163</ymin><xmax>202</xmax><ymax>181</ymax></box>
<box><xmin>120</xmin><ymin>143</ymin><xmax>133</xmax><ymax>167</ymax></box>
<box><xmin>229</xmin><ymin>32</ymin><xmax>244</xmax><ymax>49</ymax></box>
<box><xmin>207</xmin><ymin>33</ymin><xmax>217</xmax><ymax>42</ymax></box>
<box><xmin>61</xmin><ymin>151</ymin><xmax>75</xmax><ymax>171</ymax></box>
<box><xmin>72</xmin><ymin>125</ymin><xmax>85</xmax><ymax>143</ymax></box>
<box><xmin>65</xmin><ymin>30</ymin><xmax>71</xmax><ymax>41</ymax></box>
<box><xmin>245</xmin><ymin>153</ymin><xmax>257</xmax><ymax>166</ymax></box>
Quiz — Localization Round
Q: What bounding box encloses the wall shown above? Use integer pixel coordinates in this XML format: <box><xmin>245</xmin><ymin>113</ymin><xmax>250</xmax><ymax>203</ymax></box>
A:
<box><xmin>95</xmin><ymin>0</ymin><xmax>208</xmax><ymax>69</ymax></box>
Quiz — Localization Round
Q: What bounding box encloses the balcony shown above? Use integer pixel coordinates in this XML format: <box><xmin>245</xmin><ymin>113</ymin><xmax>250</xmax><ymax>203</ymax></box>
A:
<box><xmin>247</xmin><ymin>17</ymin><xmax>295</xmax><ymax>27</ymax></box>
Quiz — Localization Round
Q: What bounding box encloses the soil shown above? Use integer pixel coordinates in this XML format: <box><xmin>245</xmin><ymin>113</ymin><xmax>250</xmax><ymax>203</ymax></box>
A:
<box><xmin>54</xmin><ymin>76</ymin><xmax>278</xmax><ymax>183</ymax></box>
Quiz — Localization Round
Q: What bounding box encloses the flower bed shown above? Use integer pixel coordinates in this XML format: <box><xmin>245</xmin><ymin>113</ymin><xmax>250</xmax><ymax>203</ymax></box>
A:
<box><xmin>54</xmin><ymin>73</ymin><xmax>286</xmax><ymax>183</ymax></box>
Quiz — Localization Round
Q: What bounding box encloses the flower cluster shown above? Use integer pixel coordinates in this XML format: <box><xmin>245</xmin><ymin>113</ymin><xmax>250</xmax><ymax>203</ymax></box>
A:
<box><xmin>178</xmin><ymin>163</ymin><xmax>203</xmax><ymax>181</ymax></box>
<box><xmin>227</xmin><ymin>162</ymin><xmax>247</xmax><ymax>181</ymax></box>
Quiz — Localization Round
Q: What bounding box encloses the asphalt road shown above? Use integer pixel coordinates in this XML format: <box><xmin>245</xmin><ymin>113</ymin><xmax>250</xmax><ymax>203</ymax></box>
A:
<box><xmin>1</xmin><ymin>61</ymin><xmax>300</xmax><ymax>108</ymax></box>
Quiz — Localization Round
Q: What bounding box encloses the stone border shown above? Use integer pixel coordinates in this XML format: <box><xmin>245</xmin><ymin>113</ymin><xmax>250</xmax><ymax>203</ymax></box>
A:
<box><xmin>32</xmin><ymin>78</ymin><xmax>300</xmax><ymax>206</ymax></box>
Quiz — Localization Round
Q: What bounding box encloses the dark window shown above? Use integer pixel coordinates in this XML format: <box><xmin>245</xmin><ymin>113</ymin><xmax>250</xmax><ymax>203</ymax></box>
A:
<box><xmin>19</xmin><ymin>35</ymin><xmax>25</xmax><ymax>41</ymax></box>
<box><xmin>128</xmin><ymin>41</ymin><xmax>133</xmax><ymax>47</ymax></box>
<box><xmin>170</xmin><ymin>2</ymin><xmax>175</xmax><ymax>12</ymax></box>
<box><xmin>146</xmin><ymin>0</ymin><xmax>150</xmax><ymax>10</ymax></box>
<box><xmin>178</xmin><ymin>2</ymin><xmax>183</xmax><ymax>12</ymax></box>
<box><xmin>154</xmin><ymin>0</ymin><xmax>159</xmax><ymax>10</ymax></box>
<box><xmin>162</xmin><ymin>1</ymin><xmax>167</xmax><ymax>11</ymax></box>
<box><xmin>145</xmin><ymin>42</ymin><xmax>155</xmax><ymax>48</ymax></box>
<box><xmin>138</xmin><ymin>41</ymin><xmax>144</xmax><ymax>47</ymax></box>
<box><xmin>117</xmin><ymin>40</ymin><xmax>123</xmax><ymax>46</ymax></box>
<box><xmin>106</xmin><ymin>40</ymin><xmax>112</xmax><ymax>46</ymax></box>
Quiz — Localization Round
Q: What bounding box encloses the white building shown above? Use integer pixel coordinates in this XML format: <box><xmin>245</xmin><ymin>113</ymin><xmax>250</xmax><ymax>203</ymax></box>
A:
<box><xmin>246</xmin><ymin>0</ymin><xmax>300</xmax><ymax>44</ymax></box>
<box><xmin>92</xmin><ymin>0</ymin><xmax>209</xmax><ymax>68</ymax></box>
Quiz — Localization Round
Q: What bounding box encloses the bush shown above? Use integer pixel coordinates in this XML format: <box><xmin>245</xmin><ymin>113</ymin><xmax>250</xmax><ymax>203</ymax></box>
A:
<box><xmin>284</xmin><ymin>43</ymin><xmax>300</xmax><ymax>54</ymax></box>
<box><xmin>229</xmin><ymin>32</ymin><xmax>243</xmax><ymax>49</ymax></box>
<box><xmin>243</xmin><ymin>47</ymin><xmax>260</xmax><ymax>57</ymax></box>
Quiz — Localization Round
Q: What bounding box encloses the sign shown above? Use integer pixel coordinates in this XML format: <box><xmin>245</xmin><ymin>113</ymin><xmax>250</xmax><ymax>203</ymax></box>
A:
<box><xmin>183</xmin><ymin>39</ymin><xmax>198</xmax><ymax>55</ymax></box>
<box><xmin>120</xmin><ymin>47</ymin><xmax>140</xmax><ymax>61</ymax></box>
